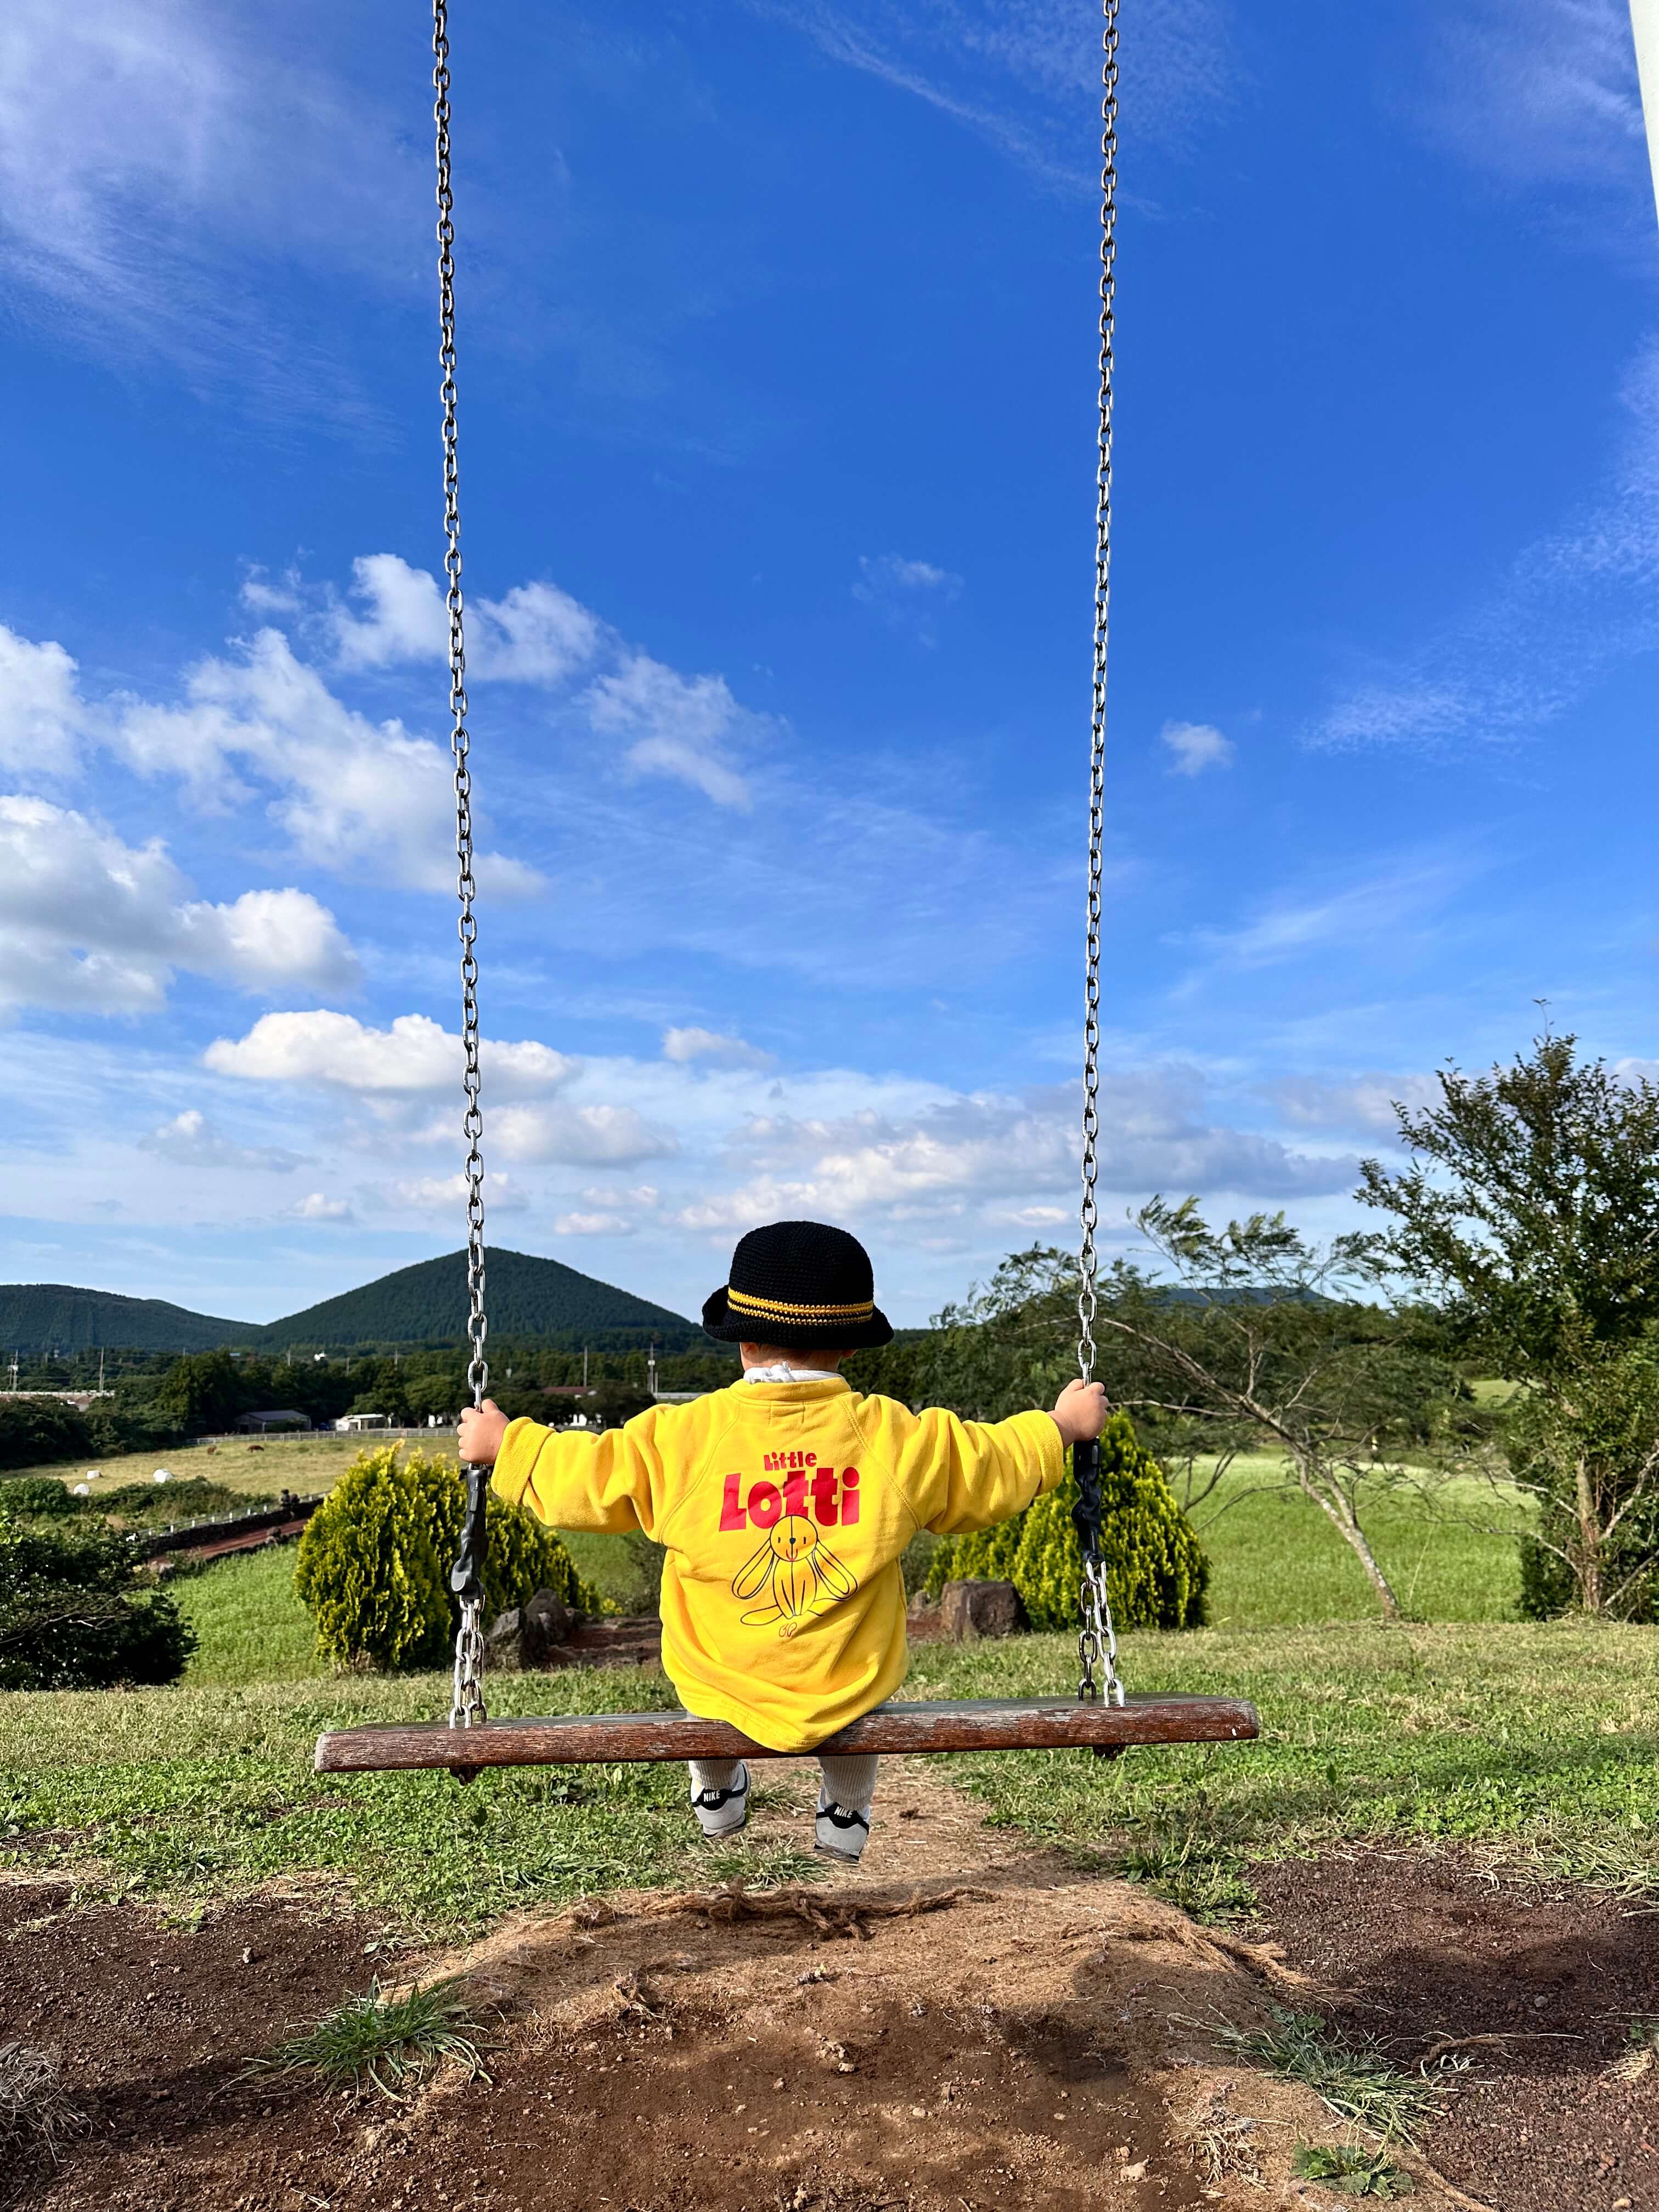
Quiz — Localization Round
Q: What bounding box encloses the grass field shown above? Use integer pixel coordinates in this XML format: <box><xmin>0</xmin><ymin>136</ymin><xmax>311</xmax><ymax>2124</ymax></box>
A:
<box><xmin>8</xmin><ymin>1441</ymin><xmax>1642</xmax><ymax>1937</ymax></box>
<box><xmin>1176</xmin><ymin>1455</ymin><xmax>1527</xmax><ymax>1627</ymax></box>
<box><xmin>9</xmin><ymin>1431</ymin><xmax>382</xmax><ymax>1501</ymax></box>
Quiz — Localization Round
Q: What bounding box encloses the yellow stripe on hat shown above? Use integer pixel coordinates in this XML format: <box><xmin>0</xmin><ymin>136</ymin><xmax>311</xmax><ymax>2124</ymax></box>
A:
<box><xmin>726</xmin><ymin>1286</ymin><xmax>875</xmax><ymax>1322</ymax></box>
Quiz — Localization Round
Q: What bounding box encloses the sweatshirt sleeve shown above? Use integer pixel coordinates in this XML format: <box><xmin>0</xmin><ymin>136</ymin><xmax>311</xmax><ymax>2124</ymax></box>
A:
<box><xmin>489</xmin><ymin>1411</ymin><xmax>665</xmax><ymax>1537</ymax></box>
<box><xmin>891</xmin><ymin>1405</ymin><xmax>1066</xmax><ymax>1534</ymax></box>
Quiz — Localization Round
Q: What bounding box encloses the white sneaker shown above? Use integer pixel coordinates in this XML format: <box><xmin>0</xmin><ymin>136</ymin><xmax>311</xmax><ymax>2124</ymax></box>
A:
<box><xmin>815</xmin><ymin>1793</ymin><xmax>870</xmax><ymax>1863</ymax></box>
<box><xmin>691</xmin><ymin>1764</ymin><xmax>749</xmax><ymax>1840</ymax></box>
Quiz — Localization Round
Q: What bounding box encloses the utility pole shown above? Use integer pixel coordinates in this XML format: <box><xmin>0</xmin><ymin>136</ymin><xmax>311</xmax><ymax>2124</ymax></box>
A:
<box><xmin>582</xmin><ymin>1344</ymin><xmax>589</xmax><ymax>1389</ymax></box>
<box><xmin>647</xmin><ymin>1340</ymin><xmax>658</xmax><ymax>1398</ymax></box>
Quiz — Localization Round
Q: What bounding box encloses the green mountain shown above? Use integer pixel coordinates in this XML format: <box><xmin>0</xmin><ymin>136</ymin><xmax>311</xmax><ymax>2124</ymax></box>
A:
<box><xmin>0</xmin><ymin>1285</ymin><xmax>246</xmax><ymax>1356</ymax></box>
<box><xmin>247</xmin><ymin>1248</ymin><xmax>694</xmax><ymax>1350</ymax></box>
<box><xmin>0</xmin><ymin>1249</ymin><xmax>698</xmax><ymax>1355</ymax></box>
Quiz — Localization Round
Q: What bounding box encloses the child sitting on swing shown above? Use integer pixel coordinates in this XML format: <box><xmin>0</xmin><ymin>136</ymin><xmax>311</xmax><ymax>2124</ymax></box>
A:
<box><xmin>458</xmin><ymin>1218</ymin><xmax>1106</xmax><ymax>1863</ymax></box>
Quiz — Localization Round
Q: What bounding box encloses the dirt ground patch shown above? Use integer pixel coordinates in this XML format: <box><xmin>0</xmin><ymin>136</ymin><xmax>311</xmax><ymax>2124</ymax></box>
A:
<box><xmin>8</xmin><ymin>1767</ymin><xmax>1654</xmax><ymax>2211</ymax></box>
<box><xmin>1255</xmin><ymin>1846</ymin><xmax>1659</xmax><ymax>2212</ymax></box>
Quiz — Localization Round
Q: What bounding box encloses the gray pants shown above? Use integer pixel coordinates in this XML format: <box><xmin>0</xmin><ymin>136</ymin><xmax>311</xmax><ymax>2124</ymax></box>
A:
<box><xmin>688</xmin><ymin>1753</ymin><xmax>879</xmax><ymax>1815</ymax></box>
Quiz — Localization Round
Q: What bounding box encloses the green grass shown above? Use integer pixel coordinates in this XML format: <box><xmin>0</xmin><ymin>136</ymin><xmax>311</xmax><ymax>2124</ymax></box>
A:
<box><xmin>8</xmin><ymin>1618</ymin><xmax>1659</xmax><ymax>1934</ymax></box>
<box><xmin>10</xmin><ymin>1432</ymin><xmax>371</xmax><ymax>1499</ymax></box>
<box><xmin>245</xmin><ymin>1976</ymin><xmax>495</xmax><ymax>2100</ymax></box>
<box><xmin>912</xmin><ymin>1618</ymin><xmax>1659</xmax><ymax>1895</ymax></box>
<box><xmin>4</xmin><ymin>1452</ymin><xmax>1652</xmax><ymax>1936</ymax></box>
<box><xmin>1215</xmin><ymin>2006</ymin><xmax>1455</xmax><ymax>2146</ymax></box>
<box><xmin>1177</xmin><ymin>1456</ymin><xmax>1527</xmax><ymax>1627</ymax></box>
<box><xmin>176</xmin><ymin>1546</ymin><xmax>326</xmax><ymax>1685</ymax></box>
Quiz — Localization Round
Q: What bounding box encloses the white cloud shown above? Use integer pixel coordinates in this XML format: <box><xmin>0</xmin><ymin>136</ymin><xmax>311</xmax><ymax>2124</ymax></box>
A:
<box><xmin>1263</xmin><ymin>1073</ymin><xmax>1442</xmax><ymax>1135</ymax></box>
<box><xmin>663</xmin><ymin>1025</ymin><xmax>777</xmax><ymax>1070</ymax></box>
<box><xmin>554</xmin><ymin>1210</ymin><xmax>634</xmax><ymax>1237</ymax></box>
<box><xmin>116</xmin><ymin>628</ymin><xmax>545</xmax><ymax>896</ymax></box>
<box><xmin>289</xmin><ymin>1191</ymin><xmax>354</xmax><ymax>1223</ymax></box>
<box><xmin>365</xmin><ymin>1171</ymin><xmax>527</xmax><ymax>1216</ymax></box>
<box><xmin>494</xmin><ymin>1102</ymin><xmax>679</xmax><ymax>1167</ymax></box>
<box><xmin>1160</xmin><ymin>719</ymin><xmax>1234</xmax><ymax>776</ymax></box>
<box><xmin>138</xmin><ymin>1109</ymin><xmax>301</xmax><ymax>1173</ymax></box>
<box><xmin>676</xmin><ymin>1072</ymin><xmax>1355</xmax><ymax>1233</ymax></box>
<box><xmin>326</xmin><ymin>555</ymin><xmax>603</xmax><ymax>686</ymax></box>
<box><xmin>0</xmin><ymin>796</ymin><xmax>356</xmax><ymax>1013</ymax></box>
<box><xmin>0</xmin><ymin>626</ymin><xmax>86</xmax><ymax>777</ymax></box>
<box><xmin>853</xmin><ymin>553</ymin><xmax>963</xmax><ymax>645</ymax></box>
<box><xmin>586</xmin><ymin>654</ymin><xmax>761</xmax><ymax>810</ymax></box>
<box><xmin>203</xmin><ymin>1011</ymin><xmax>575</xmax><ymax>1097</ymax></box>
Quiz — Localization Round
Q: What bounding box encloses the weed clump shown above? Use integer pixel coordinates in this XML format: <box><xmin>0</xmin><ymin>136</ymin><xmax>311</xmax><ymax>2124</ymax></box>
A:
<box><xmin>1216</xmin><ymin>2005</ymin><xmax>1460</xmax><ymax>2146</ymax></box>
<box><xmin>0</xmin><ymin>2041</ymin><xmax>88</xmax><ymax>2166</ymax></box>
<box><xmin>1293</xmin><ymin>2142</ymin><xmax>1415</xmax><ymax>2197</ymax></box>
<box><xmin>245</xmin><ymin>1976</ymin><xmax>494</xmax><ymax>2100</ymax></box>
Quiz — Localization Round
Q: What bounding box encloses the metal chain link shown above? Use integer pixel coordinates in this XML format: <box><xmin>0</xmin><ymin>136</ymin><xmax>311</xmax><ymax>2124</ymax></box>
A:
<box><xmin>435</xmin><ymin>0</ymin><xmax>490</xmax><ymax>1734</ymax></box>
<box><xmin>1076</xmin><ymin>0</ymin><xmax>1125</xmax><ymax>1712</ymax></box>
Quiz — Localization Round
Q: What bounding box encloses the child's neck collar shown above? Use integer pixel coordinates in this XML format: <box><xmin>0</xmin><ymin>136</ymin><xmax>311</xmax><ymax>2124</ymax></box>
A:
<box><xmin>741</xmin><ymin>1362</ymin><xmax>844</xmax><ymax>1385</ymax></box>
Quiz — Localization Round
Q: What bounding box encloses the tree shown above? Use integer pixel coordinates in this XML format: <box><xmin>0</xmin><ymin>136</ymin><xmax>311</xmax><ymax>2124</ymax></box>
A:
<box><xmin>1359</xmin><ymin>1029</ymin><xmax>1659</xmax><ymax>1616</ymax></box>
<box><xmin>922</xmin><ymin>1217</ymin><xmax>1460</xmax><ymax>1621</ymax></box>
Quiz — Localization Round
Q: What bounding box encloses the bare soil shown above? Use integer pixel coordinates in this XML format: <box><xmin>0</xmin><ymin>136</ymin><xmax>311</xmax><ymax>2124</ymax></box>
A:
<box><xmin>5</xmin><ymin>1770</ymin><xmax>1657</xmax><ymax>2212</ymax></box>
<box><xmin>1254</xmin><ymin>1844</ymin><xmax>1659</xmax><ymax>2212</ymax></box>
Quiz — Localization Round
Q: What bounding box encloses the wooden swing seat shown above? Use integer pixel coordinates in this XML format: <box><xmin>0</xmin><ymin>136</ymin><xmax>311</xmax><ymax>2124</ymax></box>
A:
<box><xmin>314</xmin><ymin>1692</ymin><xmax>1259</xmax><ymax>1774</ymax></box>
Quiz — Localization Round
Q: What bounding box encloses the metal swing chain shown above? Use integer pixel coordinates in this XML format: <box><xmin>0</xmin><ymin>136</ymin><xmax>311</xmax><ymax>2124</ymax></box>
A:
<box><xmin>1075</xmin><ymin>0</ymin><xmax>1125</xmax><ymax>1712</ymax></box>
<box><xmin>435</xmin><ymin>0</ymin><xmax>490</xmax><ymax>1735</ymax></box>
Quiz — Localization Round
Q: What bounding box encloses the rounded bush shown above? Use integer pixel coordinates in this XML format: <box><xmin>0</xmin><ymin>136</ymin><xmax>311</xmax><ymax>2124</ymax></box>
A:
<box><xmin>925</xmin><ymin>1411</ymin><xmax>1208</xmax><ymax>1632</ymax></box>
<box><xmin>0</xmin><ymin>1509</ymin><xmax>196</xmax><ymax>1689</ymax></box>
<box><xmin>294</xmin><ymin>1442</ymin><xmax>602</xmax><ymax>1671</ymax></box>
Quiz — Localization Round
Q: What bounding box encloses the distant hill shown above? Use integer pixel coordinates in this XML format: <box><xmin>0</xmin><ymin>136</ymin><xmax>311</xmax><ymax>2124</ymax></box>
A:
<box><xmin>0</xmin><ymin>1249</ymin><xmax>698</xmax><ymax>1355</ymax></box>
<box><xmin>247</xmin><ymin>1248</ymin><xmax>695</xmax><ymax>1350</ymax></box>
<box><xmin>0</xmin><ymin>1284</ymin><xmax>247</xmax><ymax>1355</ymax></box>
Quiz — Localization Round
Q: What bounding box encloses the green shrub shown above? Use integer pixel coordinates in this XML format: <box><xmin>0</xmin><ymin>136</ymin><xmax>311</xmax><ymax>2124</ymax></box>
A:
<box><xmin>924</xmin><ymin>1412</ymin><xmax>1208</xmax><ymax>1631</ymax></box>
<box><xmin>0</xmin><ymin>1505</ymin><xmax>195</xmax><ymax>1689</ymax></box>
<box><xmin>0</xmin><ymin>1398</ymin><xmax>94</xmax><ymax>1472</ymax></box>
<box><xmin>0</xmin><ymin>1476</ymin><xmax>86</xmax><ymax>1516</ymax></box>
<box><xmin>294</xmin><ymin>1443</ymin><xmax>603</xmax><ymax>1671</ymax></box>
<box><xmin>98</xmin><ymin>1476</ymin><xmax>271</xmax><ymax>1528</ymax></box>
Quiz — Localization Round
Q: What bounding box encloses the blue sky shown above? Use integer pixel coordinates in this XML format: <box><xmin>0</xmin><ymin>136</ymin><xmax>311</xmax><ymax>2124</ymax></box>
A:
<box><xmin>2</xmin><ymin>0</ymin><xmax>1658</xmax><ymax>1329</ymax></box>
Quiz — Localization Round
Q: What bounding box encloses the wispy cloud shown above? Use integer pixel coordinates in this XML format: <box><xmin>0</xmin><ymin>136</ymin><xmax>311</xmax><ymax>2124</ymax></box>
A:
<box><xmin>746</xmin><ymin>0</ymin><xmax>1237</xmax><ymax>190</ymax></box>
<box><xmin>1176</xmin><ymin>853</ymin><xmax>1474</xmax><ymax>981</ymax></box>
<box><xmin>853</xmin><ymin>554</ymin><xmax>963</xmax><ymax>646</ymax></box>
<box><xmin>0</xmin><ymin>1</ymin><xmax>419</xmax><ymax>402</ymax></box>
<box><xmin>1315</xmin><ymin>340</ymin><xmax>1659</xmax><ymax>752</ymax></box>
<box><xmin>1417</xmin><ymin>0</ymin><xmax>1649</xmax><ymax>200</ymax></box>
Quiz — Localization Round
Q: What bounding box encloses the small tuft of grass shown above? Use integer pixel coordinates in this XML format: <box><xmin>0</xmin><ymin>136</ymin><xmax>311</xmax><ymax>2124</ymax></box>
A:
<box><xmin>701</xmin><ymin>1843</ymin><xmax>825</xmax><ymax>1888</ymax></box>
<box><xmin>1216</xmin><ymin>2006</ymin><xmax>1459</xmax><ymax>2146</ymax></box>
<box><xmin>1168</xmin><ymin>2081</ymin><xmax>1263</xmax><ymax>2183</ymax></box>
<box><xmin>244</xmin><ymin>1976</ymin><xmax>494</xmax><ymax>2101</ymax></box>
<box><xmin>1110</xmin><ymin>1815</ymin><xmax>1259</xmax><ymax>1922</ymax></box>
<box><xmin>0</xmin><ymin>2041</ymin><xmax>88</xmax><ymax>2165</ymax></box>
<box><xmin>1294</xmin><ymin>2143</ymin><xmax>1415</xmax><ymax>2197</ymax></box>
<box><xmin>1608</xmin><ymin>2018</ymin><xmax>1659</xmax><ymax>2084</ymax></box>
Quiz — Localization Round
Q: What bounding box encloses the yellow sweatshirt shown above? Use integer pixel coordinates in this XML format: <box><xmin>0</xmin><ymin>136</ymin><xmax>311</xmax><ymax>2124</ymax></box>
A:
<box><xmin>490</xmin><ymin>1376</ymin><xmax>1064</xmax><ymax>1751</ymax></box>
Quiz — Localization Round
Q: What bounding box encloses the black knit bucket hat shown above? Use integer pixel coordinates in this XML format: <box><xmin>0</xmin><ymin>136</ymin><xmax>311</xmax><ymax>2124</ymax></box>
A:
<box><xmin>702</xmin><ymin>1220</ymin><xmax>893</xmax><ymax>1350</ymax></box>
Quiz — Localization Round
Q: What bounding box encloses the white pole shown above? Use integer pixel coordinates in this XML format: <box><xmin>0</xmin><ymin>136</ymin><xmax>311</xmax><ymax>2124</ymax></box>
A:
<box><xmin>1630</xmin><ymin>0</ymin><xmax>1659</xmax><ymax>223</ymax></box>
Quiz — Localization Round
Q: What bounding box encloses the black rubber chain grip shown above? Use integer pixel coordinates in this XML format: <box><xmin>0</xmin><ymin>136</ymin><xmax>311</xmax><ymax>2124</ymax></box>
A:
<box><xmin>1071</xmin><ymin>1434</ymin><xmax>1104</xmax><ymax>1565</ymax></box>
<box><xmin>450</xmin><ymin>1460</ymin><xmax>488</xmax><ymax>1602</ymax></box>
